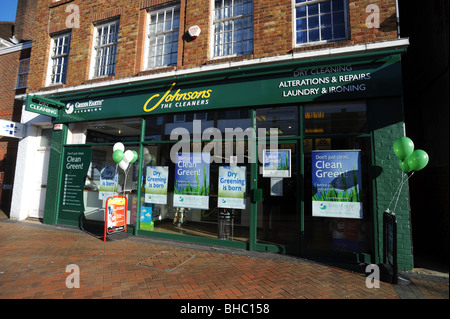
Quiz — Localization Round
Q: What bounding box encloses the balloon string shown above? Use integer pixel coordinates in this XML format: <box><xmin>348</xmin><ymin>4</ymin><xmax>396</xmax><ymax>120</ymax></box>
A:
<box><xmin>388</xmin><ymin>171</ymin><xmax>414</xmax><ymax>214</ymax></box>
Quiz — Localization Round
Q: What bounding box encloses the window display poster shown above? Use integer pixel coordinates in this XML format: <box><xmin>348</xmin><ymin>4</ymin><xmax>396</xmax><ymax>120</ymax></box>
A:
<box><xmin>263</xmin><ymin>149</ymin><xmax>291</xmax><ymax>178</ymax></box>
<box><xmin>104</xmin><ymin>196</ymin><xmax>127</xmax><ymax>241</ymax></box>
<box><xmin>99</xmin><ymin>166</ymin><xmax>118</xmax><ymax>200</ymax></box>
<box><xmin>140</xmin><ymin>205</ymin><xmax>154</xmax><ymax>231</ymax></box>
<box><xmin>60</xmin><ymin>146</ymin><xmax>91</xmax><ymax>215</ymax></box>
<box><xmin>145</xmin><ymin>166</ymin><xmax>168</xmax><ymax>204</ymax></box>
<box><xmin>312</xmin><ymin>150</ymin><xmax>363</xmax><ymax>219</ymax></box>
<box><xmin>218</xmin><ymin>166</ymin><xmax>246</xmax><ymax>209</ymax></box>
<box><xmin>174</xmin><ymin>152</ymin><xmax>210</xmax><ymax>209</ymax></box>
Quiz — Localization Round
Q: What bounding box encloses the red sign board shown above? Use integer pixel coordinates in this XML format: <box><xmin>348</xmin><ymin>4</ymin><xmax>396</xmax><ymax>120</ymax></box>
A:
<box><xmin>104</xmin><ymin>196</ymin><xmax>127</xmax><ymax>241</ymax></box>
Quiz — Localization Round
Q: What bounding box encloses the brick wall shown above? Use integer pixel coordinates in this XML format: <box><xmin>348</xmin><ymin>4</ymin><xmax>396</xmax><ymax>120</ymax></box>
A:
<box><xmin>370</xmin><ymin>97</ymin><xmax>413</xmax><ymax>270</ymax></box>
<box><xmin>14</xmin><ymin>0</ymin><xmax>38</xmax><ymax>42</ymax></box>
<box><xmin>27</xmin><ymin>0</ymin><xmax>399</xmax><ymax>92</ymax></box>
<box><xmin>0</xmin><ymin>46</ymin><xmax>31</xmax><ymax>212</ymax></box>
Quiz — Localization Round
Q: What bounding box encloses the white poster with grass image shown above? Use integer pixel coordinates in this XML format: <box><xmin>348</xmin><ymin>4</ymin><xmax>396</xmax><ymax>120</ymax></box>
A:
<box><xmin>218</xmin><ymin>166</ymin><xmax>246</xmax><ymax>209</ymax></box>
<box><xmin>145</xmin><ymin>166</ymin><xmax>169</xmax><ymax>204</ymax></box>
<box><xmin>263</xmin><ymin>149</ymin><xmax>291</xmax><ymax>178</ymax></box>
<box><xmin>173</xmin><ymin>153</ymin><xmax>210</xmax><ymax>209</ymax></box>
<box><xmin>99</xmin><ymin>166</ymin><xmax>118</xmax><ymax>200</ymax></box>
<box><xmin>312</xmin><ymin>150</ymin><xmax>363</xmax><ymax>219</ymax></box>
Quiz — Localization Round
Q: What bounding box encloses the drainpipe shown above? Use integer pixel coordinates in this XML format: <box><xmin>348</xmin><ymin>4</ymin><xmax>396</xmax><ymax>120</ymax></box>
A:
<box><xmin>395</xmin><ymin>0</ymin><xmax>401</xmax><ymax>38</ymax></box>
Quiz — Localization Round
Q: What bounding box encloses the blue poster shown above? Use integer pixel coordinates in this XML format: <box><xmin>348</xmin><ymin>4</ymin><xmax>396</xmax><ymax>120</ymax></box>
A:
<box><xmin>173</xmin><ymin>153</ymin><xmax>210</xmax><ymax>209</ymax></box>
<box><xmin>312</xmin><ymin>150</ymin><xmax>363</xmax><ymax>219</ymax></box>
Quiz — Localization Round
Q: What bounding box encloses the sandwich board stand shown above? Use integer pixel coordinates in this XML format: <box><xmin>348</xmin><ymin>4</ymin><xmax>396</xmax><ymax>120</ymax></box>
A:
<box><xmin>104</xmin><ymin>196</ymin><xmax>129</xmax><ymax>241</ymax></box>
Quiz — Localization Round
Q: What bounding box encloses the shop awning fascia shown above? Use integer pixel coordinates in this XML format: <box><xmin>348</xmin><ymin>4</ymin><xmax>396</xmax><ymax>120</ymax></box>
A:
<box><xmin>22</xmin><ymin>39</ymin><xmax>409</xmax><ymax>103</ymax></box>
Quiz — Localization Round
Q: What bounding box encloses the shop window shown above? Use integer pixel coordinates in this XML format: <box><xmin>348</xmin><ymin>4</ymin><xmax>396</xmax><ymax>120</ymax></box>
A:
<box><xmin>83</xmin><ymin>145</ymin><xmax>140</xmax><ymax>226</ymax></box>
<box><xmin>212</xmin><ymin>0</ymin><xmax>254</xmax><ymax>58</ymax></box>
<box><xmin>294</xmin><ymin>0</ymin><xmax>348</xmax><ymax>46</ymax></box>
<box><xmin>144</xmin><ymin>109</ymin><xmax>251</xmax><ymax>141</ymax></box>
<box><xmin>255</xmin><ymin>106</ymin><xmax>299</xmax><ymax>137</ymax></box>
<box><xmin>90</xmin><ymin>19</ymin><xmax>120</xmax><ymax>78</ymax></box>
<box><xmin>17</xmin><ymin>58</ymin><xmax>30</xmax><ymax>89</ymax></box>
<box><xmin>144</xmin><ymin>5</ymin><xmax>180</xmax><ymax>69</ymax></box>
<box><xmin>139</xmin><ymin>142</ymin><xmax>251</xmax><ymax>242</ymax></box>
<box><xmin>304</xmin><ymin>101</ymin><xmax>367</xmax><ymax>135</ymax></box>
<box><xmin>66</xmin><ymin>118</ymin><xmax>141</xmax><ymax>144</ymax></box>
<box><xmin>302</xmin><ymin>136</ymin><xmax>373</xmax><ymax>255</ymax></box>
<box><xmin>47</xmin><ymin>32</ymin><xmax>71</xmax><ymax>85</ymax></box>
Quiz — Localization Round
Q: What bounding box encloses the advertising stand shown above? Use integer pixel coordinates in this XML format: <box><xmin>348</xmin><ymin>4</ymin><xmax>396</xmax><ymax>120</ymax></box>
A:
<box><xmin>104</xmin><ymin>196</ymin><xmax>128</xmax><ymax>241</ymax></box>
<box><xmin>381</xmin><ymin>211</ymin><xmax>410</xmax><ymax>285</ymax></box>
<box><xmin>383</xmin><ymin>210</ymin><xmax>398</xmax><ymax>284</ymax></box>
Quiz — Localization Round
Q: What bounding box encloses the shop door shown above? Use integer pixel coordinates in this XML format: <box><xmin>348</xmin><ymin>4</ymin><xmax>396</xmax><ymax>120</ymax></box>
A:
<box><xmin>257</xmin><ymin>141</ymin><xmax>300</xmax><ymax>254</ymax></box>
<box><xmin>29</xmin><ymin>128</ymin><xmax>52</xmax><ymax>219</ymax></box>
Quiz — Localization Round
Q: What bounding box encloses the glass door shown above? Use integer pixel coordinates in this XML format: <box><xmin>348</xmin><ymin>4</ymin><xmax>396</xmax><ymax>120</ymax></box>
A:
<box><xmin>256</xmin><ymin>141</ymin><xmax>300</xmax><ymax>254</ymax></box>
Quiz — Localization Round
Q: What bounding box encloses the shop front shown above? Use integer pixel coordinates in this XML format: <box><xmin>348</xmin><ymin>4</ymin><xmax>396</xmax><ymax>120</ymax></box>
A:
<box><xmin>38</xmin><ymin>50</ymin><xmax>412</xmax><ymax>268</ymax></box>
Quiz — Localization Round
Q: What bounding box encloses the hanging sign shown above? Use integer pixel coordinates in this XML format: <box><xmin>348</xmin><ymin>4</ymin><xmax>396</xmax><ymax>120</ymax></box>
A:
<box><xmin>145</xmin><ymin>166</ymin><xmax>169</xmax><ymax>204</ymax></box>
<box><xmin>104</xmin><ymin>196</ymin><xmax>127</xmax><ymax>241</ymax></box>
<box><xmin>173</xmin><ymin>152</ymin><xmax>210</xmax><ymax>209</ymax></box>
<box><xmin>312</xmin><ymin>150</ymin><xmax>363</xmax><ymax>219</ymax></box>
<box><xmin>262</xmin><ymin>149</ymin><xmax>291</xmax><ymax>178</ymax></box>
<box><xmin>0</xmin><ymin>119</ymin><xmax>25</xmax><ymax>138</ymax></box>
<box><xmin>25</xmin><ymin>95</ymin><xmax>63</xmax><ymax>118</ymax></box>
<box><xmin>218</xmin><ymin>166</ymin><xmax>246</xmax><ymax>209</ymax></box>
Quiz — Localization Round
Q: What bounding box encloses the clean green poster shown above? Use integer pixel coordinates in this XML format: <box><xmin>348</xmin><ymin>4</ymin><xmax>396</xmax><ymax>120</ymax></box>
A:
<box><xmin>173</xmin><ymin>153</ymin><xmax>210</xmax><ymax>209</ymax></box>
<box><xmin>60</xmin><ymin>146</ymin><xmax>91</xmax><ymax>215</ymax></box>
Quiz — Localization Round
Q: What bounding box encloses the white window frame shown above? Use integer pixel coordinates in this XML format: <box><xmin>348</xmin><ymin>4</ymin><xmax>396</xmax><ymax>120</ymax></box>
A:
<box><xmin>292</xmin><ymin>0</ymin><xmax>349</xmax><ymax>47</ymax></box>
<box><xmin>210</xmin><ymin>0</ymin><xmax>254</xmax><ymax>59</ymax></box>
<box><xmin>89</xmin><ymin>19</ymin><xmax>120</xmax><ymax>79</ymax></box>
<box><xmin>143</xmin><ymin>5</ymin><xmax>180</xmax><ymax>70</ymax></box>
<box><xmin>16</xmin><ymin>58</ymin><xmax>30</xmax><ymax>89</ymax></box>
<box><xmin>46</xmin><ymin>32</ymin><xmax>71</xmax><ymax>86</ymax></box>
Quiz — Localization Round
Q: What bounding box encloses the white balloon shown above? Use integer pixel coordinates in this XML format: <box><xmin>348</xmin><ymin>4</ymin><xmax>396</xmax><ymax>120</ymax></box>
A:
<box><xmin>113</xmin><ymin>142</ymin><xmax>125</xmax><ymax>152</ymax></box>
<box><xmin>143</xmin><ymin>153</ymin><xmax>152</xmax><ymax>165</ymax></box>
<box><xmin>124</xmin><ymin>150</ymin><xmax>134</xmax><ymax>163</ymax></box>
<box><xmin>118</xmin><ymin>160</ymin><xmax>129</xmax><ymax>171</ymax></box>
<box><xmin>143</xmin><ymin>148</ymin><xmax>150</xmax><ymax>154</ymax></box>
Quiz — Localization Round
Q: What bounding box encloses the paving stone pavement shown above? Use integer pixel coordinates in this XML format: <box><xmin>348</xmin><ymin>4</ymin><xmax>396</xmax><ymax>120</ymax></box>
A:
<box><xmin>0</xmin><ymin>219</ymin><xmax>448</xmax><ymax>304</ymax></box>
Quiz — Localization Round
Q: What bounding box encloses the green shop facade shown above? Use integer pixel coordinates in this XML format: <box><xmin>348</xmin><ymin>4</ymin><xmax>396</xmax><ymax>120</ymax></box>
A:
<box><xmin>36</xmin><ymin>49</ymin><xmax>413</xmax><ymax>270</ymax></box>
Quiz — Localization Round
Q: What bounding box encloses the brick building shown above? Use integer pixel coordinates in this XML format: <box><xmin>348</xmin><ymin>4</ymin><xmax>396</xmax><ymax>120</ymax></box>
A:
<box><xmin>0</xmin><ymin>0</ymin><xmax>36</xmax><ymax>214</ymax></box>
<box><xmin>12</xmin><ymin>0</ymin><xmax>414</xmax><ymax>270</ymax></box>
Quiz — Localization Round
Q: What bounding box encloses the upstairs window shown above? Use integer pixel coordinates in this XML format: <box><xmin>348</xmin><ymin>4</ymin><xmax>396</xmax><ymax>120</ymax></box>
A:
<box><xmin>47</xmin><ymin>32</ymin><xmax>71</xmax><ymax>85</ymax></box>
<box><xmin>145</xmin><ymin>5</ymin><xmax>180</xmax><ymax>69</ymax></box>
<box><xmin>212</xmin><ymin>0</ymin><xmax>253</xmax><ymax>58</ymax></box>
<box><xmin>17</xmin><ymin>58</ymin><xmax>30</xmax><ymax>89</ymax></box>
<box><xmin>90</xmin><ymin>19</ymin><xmax>120</xmax><ymax>78</ymax></box>
<box><xmin>294</xmin><ymin>0</ymin><xmax>348</xmax><ymax>45</ymax></box>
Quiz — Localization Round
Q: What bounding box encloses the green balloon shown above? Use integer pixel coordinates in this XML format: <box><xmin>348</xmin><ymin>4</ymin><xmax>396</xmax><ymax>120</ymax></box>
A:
<box><xmin>130</xmin><ymin>150</ymin><xmax>138</xmax><ymax>164</ymax></box>
<box><xmin>407</xmin><ymin>149</ymin><xmax>429</xmax><ymax>171</ymax></box>
<box><xmin>399</xmin><ymin>159</ymin><xmax>412</xmax><ymax>173</ymax></box>
<box><xmin>113</xmin><ymin>149</ymin><xmax>124</xmax><ymax>163</ymax></box>
<box><xmin>393</xmin><ymin>137</ymin><xmax>414</xmax><ymax>160</ymax></box>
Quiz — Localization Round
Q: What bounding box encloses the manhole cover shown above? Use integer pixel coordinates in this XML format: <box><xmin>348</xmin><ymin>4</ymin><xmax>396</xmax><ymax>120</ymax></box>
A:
<box><xmin>137</xmin><ymin>251</ymin><xmax>195</xmax><ymax>272</ymax></box>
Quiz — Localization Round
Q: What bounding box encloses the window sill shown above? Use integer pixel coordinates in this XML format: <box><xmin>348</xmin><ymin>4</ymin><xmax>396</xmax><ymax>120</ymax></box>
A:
<box><xmin>39</xmin><ymin>84</ymin><xmax>66</xmax><ymax>92</ymax></box>
<box><xmin>206</xmin><ymin>54</ymin><xmax>254</xmax><ymax>65</ymax></box>
<box><xmin>84</xmin><ymin>76</ymin><xmax>115</xmax><ymax>85</ymax></box>
<box><xmin>49</xmin><ymin>0</ymin><xmax>74</xmax><ymax>8</ymax></box>
<box><xmin>138</xmin><ymin>66</ymin><xmax>177</xmax><ymax>76</ymax></box>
